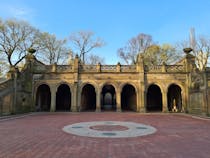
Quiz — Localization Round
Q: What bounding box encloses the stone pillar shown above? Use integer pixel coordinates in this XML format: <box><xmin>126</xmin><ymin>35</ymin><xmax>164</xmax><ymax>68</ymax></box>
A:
<box><xmin>71</xmin><ymin>55</ymin><xmax>79</xmax><ymax>112</ymax></box>
<box><xmin>139</xmin><ymin>82</ymin><xmax>146</xmax><ymax>112</ymax></box>
<box><xmin>181</xmin><ymin>90</ymin><xmax>187</xmax><ymax>112</ymax></box>
<box><xmin>136</xmin><ymin>54</ymin><xmax>145</xmax><ymax>112</ymax></box>
<box><xmin>71</xmin><ymin>82</ymin><xmax>78</xmax><ymax>112</ymax></box>
<box><xmin>136</xmin><ymin>90</ymin><xmax>140</xmax><ymax>112</ymax></box>
<box><xmin>139</xmin><ymin>91</ymin><xmax>146</xmax><ymax>113</ymax></box>
<box><xmin>136</xmin><ymin>54</ymin><xmax>144</xmax><ymax>73</ymax></box>
<box><xmin>116</xmin><ymin>62</ymin><xmax>121</xmax><ymax>72</ymax></box>
<box><xmin>97</xmin><ymin>63</ymin><xmax>101</xmax><ymax>72</ymax></box>
<box><xmin>50</xmin><ymin>85</ymin><xmax>56</xmax><ymax>112</ymax></box>
<box><xmin>162</xmin><ymin>90</ymin><xmax>168</xmax><ymax>112</ymax></box>
<box><xmin>52</xmin><ymin>63</ymin><xmax>57</xmax><ymax>72</ymax></box>
<box><xmin>162</xmin><ymin>62</ymin><xmax>167</xmax><ymax>72</ymax></box>
<box><xmin>96</xmin><ymin>89</ymin><xmax>101</xmax><ymax>112</ymax></box>
<box><xmin>183</xmin><ymin>48</ymin><xmax>195</xmax><ymax>73</ymax></box>
<box><xmin>116</xmin><ymin>90</ymin><xmax>121</xmax><ymax>112</ymax></box>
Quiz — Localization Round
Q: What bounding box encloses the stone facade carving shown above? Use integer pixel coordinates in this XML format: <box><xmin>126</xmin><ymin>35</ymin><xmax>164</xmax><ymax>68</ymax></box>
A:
<box><xmin>0</xmin><ymin>50</ymin><xmax>209</xmax><ymax>116</ymax></box>
<box><xmin>191</xmin><ymin>68</ymin><xmax>205</xmax><ymax>90</ymax></box>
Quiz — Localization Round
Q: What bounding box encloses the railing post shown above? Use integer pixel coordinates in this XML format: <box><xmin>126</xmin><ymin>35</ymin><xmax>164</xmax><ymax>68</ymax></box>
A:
<box><xmin>162</xmin><ymin>62</ymin><xmax>167</xmax><ymax>72</ymax></box>
<box><xmin>52</xmin><ymin>62</ymin><xmax>57</xmax><ymax>72</ymax></box>
<box><xmin>97</xmin><ymin>63</ymin><xmax>101</xmax><ymax>72</ymax></box>
<box><xmin>116</xmin><ymin>62</ymin><xmax>121</xmax><ymax>72</ymax></box>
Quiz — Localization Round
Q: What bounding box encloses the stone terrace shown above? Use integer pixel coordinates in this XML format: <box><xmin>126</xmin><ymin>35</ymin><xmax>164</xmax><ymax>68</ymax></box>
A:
<box><xmin>0</xmin><ymin>113</ymin><xmax>210</xmax><ymax>158</ymax></box>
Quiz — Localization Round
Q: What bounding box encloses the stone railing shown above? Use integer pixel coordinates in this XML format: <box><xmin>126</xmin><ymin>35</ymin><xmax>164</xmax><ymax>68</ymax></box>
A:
<box><xmin>34</xmin><ymin>63</ymin><xmax>186</xmax><ymax>73</ymax></box>
<box><xmin>0</xmin><ymin>79</ymin><xmax>13</xmax><ymax>96</ymax></box>
<box><xmin>146</xmin><ymin>65</ymin><xmax>185</xmax><ymax>73</ymax></box>
<box><xmin>146</xmin><ymin>65</ymin><xmax>162</xmax><ymax>72</ymax></box>
<box><xmin>166</xmin><ymin>65</ymin><xmax>185</xmax><ymax>72</ymax></box>
<box><xmin>34</xmin><ymin>65</ymin><xmax>52</xmax><ymax>73</ymax></box>
<box><xmin>101</xmin><ymin>65</ymin><xmax>117</xmax><ymax>72</ymax></box>
<box><xmin>57</xmin><ymin>65</ymin><xmax>73</xmax><ymax>72</ymax></box>
<box><xmin>79</xmin><ymin>65</ymin><xmax>97</xmax><ymax>72</ymax></box>
<box><xmin>78</xmin><ymin>64</ymin><xmax>137</xmax><ymax>73</ymax></box>
<box><xmin>0</xmin><ymin>78</ymin><xmax>7</xmax><ymax>84</ymax></box>
<box><xmin>121</xmin><ymin>65</ymin><xmax>136</xmax><ymax>72</ymax></box>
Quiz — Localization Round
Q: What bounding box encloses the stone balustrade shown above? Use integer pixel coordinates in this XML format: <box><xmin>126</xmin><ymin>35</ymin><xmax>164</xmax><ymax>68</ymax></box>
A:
<box><xmin>33</xmin><ymin>63</ymin><xmax>188</xmax><ymax>74</ymax></box>
<box><xmin>121</xmin><ymin>65</ymin><xmax>136</xmax><ymax>72</ymax></box>
<box><xmin>57</xmin><ymin>65</ymin><xmax>73</xmax><ymax>72</ymax></box>
<box><xmin>146</xmin><ymin>65</ymin><xmax>185</xmax><ymax>73</ymax></box>
<box><xmin>166</xmin><ymin>65</ymin><xmax>185</xmax><ymax>72</ymax></box>
<box><xmin>0</xmin><ymin>79</ymin><xmax>13</xmax><ymax>96</ymax></box>
<box><xmin>101</xmin><ymin>65</ymin><xmax>117</xmax><ymax>72</ymax></box>
<box><xmin>79</xmin><ymin>65</ymin><xmax>97</xmax><ymax>72</ymax></box>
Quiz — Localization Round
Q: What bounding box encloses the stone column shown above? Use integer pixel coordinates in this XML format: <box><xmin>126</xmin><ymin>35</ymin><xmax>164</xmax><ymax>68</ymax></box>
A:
<box><xmin>70</xmin><ymin>90</ymin><xmax>74</xmax><ymax>111</ymax></box>
<box><xmin>162</xmin><ymin>90</ymin><xmax>168</xmax><ymax>112</ymax></box>
<box><xmin>139</xmin><ymin>82</ymin><xmax>146</xmax><ymax>112</ymax></box>
<box><xmin>96</xmin><ymin>89</ymin><xmax>101</xmax><ymax>112</ymax></box>
<box><xmin>181</xmin><ymin>90</ymin><xmax>187</xmax><ymax>112</ymax></box>
<box><xmin>116</xmin><ymin>90</ymin><xmax>121</xmax><ymax>112</ymax></box>
<box><xmin>116</xmin><ymin>62</ymin><xmax>121</xmax><ymax>72</ymax></box>
<box><xmin>136</xmin><ymin>90</ymin><xmax>140</xmax><ymax>112</ymax></box>
<box><xmin>71</xmin><ymin>82</ymin><xmax>78</xmax><ymax>112</ymax></box>
<box><xmin>50</xmin><ymin>85</ymin><xmax>56</xmax><ymax>112</ymax></box>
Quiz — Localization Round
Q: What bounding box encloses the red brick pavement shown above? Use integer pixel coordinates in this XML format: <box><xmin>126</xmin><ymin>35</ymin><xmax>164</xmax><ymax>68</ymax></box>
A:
<box><xmin>0</xmin><ymin>112</ymin><xmax>210</xmax><ymax>158</ymax></box>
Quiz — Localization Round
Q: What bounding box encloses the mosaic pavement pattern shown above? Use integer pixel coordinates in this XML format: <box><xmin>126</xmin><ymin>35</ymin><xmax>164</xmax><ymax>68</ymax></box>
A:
<box><xmin>63</xmin><ymin>121</ymin><xmax>157</xmax><ymax>138</ymax></box>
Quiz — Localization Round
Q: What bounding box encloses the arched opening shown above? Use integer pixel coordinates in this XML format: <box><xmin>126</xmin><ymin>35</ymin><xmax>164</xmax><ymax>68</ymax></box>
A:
<box><xmin>167</xmin><ymin>84</ymin><xmax>182</xmax><ymax>112</ymax></box>
<box><xmin>35</xmin><ymin>84</ymin><xmax>51</xmax><ymax>111</ymax></box>
<box><xmin>81</xmin><ymin>84</ymin><xmax>96</xmax><ymax>111</ymax></box>
<box><xmin>56</xmin><ymin>84</ymin><xmax>71</xmax><ymax>111</ymax></box>
<box><xmin>121</xmin><ymin>84</ymin><xmax>137</xmax><ymax>111</ymax></box>
<box><xmin>146</xmin><ymin>84</ymin><xmax>162</xmax><ymax>112</ymax></box>
<box><xmin>101</xmin><ymin>84</ymin><xmax>116</xmax><ymax>111</ymax></box>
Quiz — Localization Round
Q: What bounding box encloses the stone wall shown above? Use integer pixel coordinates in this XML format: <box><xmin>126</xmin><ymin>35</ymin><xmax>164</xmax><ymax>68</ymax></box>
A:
<box><xmin>1</xmin><ymin>51</ymin><xmax>210</xmax><ymax>116</ymax></box>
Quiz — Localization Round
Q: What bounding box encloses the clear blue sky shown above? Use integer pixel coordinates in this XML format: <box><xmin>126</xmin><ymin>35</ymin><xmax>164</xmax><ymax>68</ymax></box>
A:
<box><xmin>1</xmin><ymin>0</ymin><xmax>210</xmax><ymax>64</ymax></box>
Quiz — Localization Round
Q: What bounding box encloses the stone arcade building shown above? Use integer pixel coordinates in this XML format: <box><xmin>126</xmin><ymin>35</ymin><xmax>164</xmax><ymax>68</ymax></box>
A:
<box><xmin>0</xmin><ymin>49</ymin><xmax>210</xmax><ymax>115</ymax></box>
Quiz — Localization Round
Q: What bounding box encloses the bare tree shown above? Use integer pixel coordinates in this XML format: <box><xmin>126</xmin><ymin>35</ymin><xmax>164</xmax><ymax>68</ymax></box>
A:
<box><xmin>191</xmin><ymin>36</ymin><xmax>210</xmax><ymax>70</ymax></box>
<box><xmin>179</xmin><ymin>29</ymin><xmax>210</xmax><ymax>71</ymax></box>
<box><xmin>37</xmin><ymin>32</ymin><xmax>72</xmax><ymax>65</ymax></box>
<box><xmin>85</xmin><ymin>54</ymin><xmax>105</xmax><ymax>65</ymax></box>
<box><xmin>69</xmin><ymin>31</ymin><xmax>105</xmax><ymax>63</ymax></box>
<box><xmin>0</xmin><ymin>18</ymin><xmax>40</xmax><ymax>67</ymax></box>
<box><xmin>117</xmin><ymin>33</ymin><xmax>153</xmax><ymax>64</ymax></box>
<box><xmin>0</xmin><ymin>53</ymin><xmax>8</xmax><ymax>76</ymax></box>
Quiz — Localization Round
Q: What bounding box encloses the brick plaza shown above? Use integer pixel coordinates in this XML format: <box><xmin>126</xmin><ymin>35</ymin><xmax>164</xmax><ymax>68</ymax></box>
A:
<box><xmin>0</xmin><ymin>112</ymin><xmax>210</xmax><ymax>158</ymax></box>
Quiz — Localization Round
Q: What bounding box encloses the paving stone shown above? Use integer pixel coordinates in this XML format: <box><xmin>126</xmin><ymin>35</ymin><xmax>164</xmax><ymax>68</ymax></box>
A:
<box><xmin>0</xmin><ymin>113</ymin><xmax>210</xmax><ymax>158</ymax></box>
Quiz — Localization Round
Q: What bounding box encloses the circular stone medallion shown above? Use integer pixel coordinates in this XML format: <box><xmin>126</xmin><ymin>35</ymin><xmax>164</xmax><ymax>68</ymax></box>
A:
<box><xmin>63</xmin><ymin>121</ymin><xmax>156</xmax><ymax>138</ymax></box>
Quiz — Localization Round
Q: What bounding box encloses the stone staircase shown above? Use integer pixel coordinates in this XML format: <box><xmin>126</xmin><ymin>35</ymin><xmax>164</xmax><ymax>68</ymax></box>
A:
<box><xmin>0</xmin><ymin>79</ymin><xmax>14</xmax><ymax>115</ymax></box>
<box><xmin>0</xmin><ymin>79</ymin><xmax>13</xmax><ymax>96</ymax></box>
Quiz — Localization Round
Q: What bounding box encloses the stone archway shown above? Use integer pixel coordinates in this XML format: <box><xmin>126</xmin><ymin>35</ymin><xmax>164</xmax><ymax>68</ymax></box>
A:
<box><xmin>101</xmin><ymin>84</ymin><xmax>116</xmax><ymax>111</ymax></box>
<box><xmin>35</xmin><ymin>84</ymin><xmax>51</xmax><ymax>111</ymax></box>
<box><xmin>167</xmin><ymin>84</ymin><xmax>182</xmax><ymax>112</ymax></box>
<box><xmin>121</xmin><ymin>84</ymin><xmax>137</xmax><ymax>111</ymax></box>
<box><xmin>81</xmin><ymin>84</ymin><xmax>96</xmax><ymax>111</ymax></box>
<box><xmin>56</xmin><ymin>84</ymin><xmax>71</xmax><ymax>111</ymax></box>
<box><xmin>146</xmin><ymin>84</ymin><xmax>162</xmax><ymax>112</ymax></box>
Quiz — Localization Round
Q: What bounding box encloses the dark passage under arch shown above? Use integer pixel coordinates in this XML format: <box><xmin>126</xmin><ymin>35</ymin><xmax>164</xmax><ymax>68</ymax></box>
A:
<box><xmin>81</xmin><ymin>84</ymin><xmax>96</xmax><ymax>111</ymax></box>
<box><xmin>146</xmin><ymin>84</ymin><xmax>162</xmax><ymax>112</ymax></box>
<box><xmin>56</xmin><ymin>84</ymin><xmax>71</xmax><ymax>111</ymax></box>
<box><xmin>121</xmin><ymin>84</ymin><xmax>137</xmax><ymax>111</ymax></box>
<box><xmin>167</xmin><ymin>84</ymin><xmax>182</xmax><ymax>112</ymax></box>
<box><xmin>36</xmin><ymin>84</ymin><xmax>51</xmax><ymax>111</ymax></box>
<box><xmin>101</xmin><ymin>85</ymin><xmax>116</xmax><ymax>111</ymax></box>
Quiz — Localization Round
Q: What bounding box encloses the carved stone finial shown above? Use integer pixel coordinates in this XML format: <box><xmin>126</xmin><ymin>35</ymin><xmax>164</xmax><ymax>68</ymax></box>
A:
<box><xmin>183</xmin><ymin>48</ymin><xmax>193</xmax><ymax>54</ymax></box>
<box><xmin>27</xmin><ymin>48</ymin><xmax>36</xmax><ymax>54</ymax></box>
